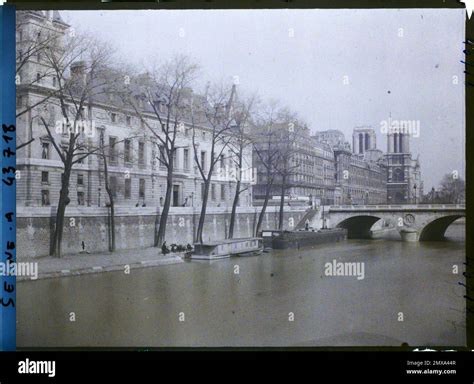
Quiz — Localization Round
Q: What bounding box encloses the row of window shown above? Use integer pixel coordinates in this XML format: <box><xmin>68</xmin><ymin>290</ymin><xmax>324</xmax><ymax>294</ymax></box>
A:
<box><xmin>40</xmin><ymin>177</ymin><xmax>146</xmax><ymax>206</ymax></box>
<box><xmin>41</xmin><ymin>141</ymin><xmax>85</xmax><ymax>164</ymax></box>
<box><xmin>41</xmin><ymin>171</ymin><xmax>84</xmax><ymax>185</ymax></box>
<box><xmin>40</xmin><ymin>181</ymin><xmax>232</xmax><ymax>206</ymax></box>
<box><xmin>43</xmin><ymin>137</ymin><xmax>231</xmax><ymax>176</ymax></box>
<box><xmin>41</xmin><ymin>190</ymin><xmax>85</xmax><ymax>207</ymax></box>
<box><xmin>205</xmin><ymin>183</ymin><xmax>227</xmax><ymax>201</ymax></box>
<box><xmin>105</xmin><ymin>177</ymin><xmax>146</xmax><ymax>199</ymax></box>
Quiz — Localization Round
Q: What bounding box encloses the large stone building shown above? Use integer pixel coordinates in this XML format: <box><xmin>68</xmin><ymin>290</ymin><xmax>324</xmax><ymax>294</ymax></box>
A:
<box><xmin>332</xmin><ymin>139</ymin><xmax>387</xmax><ymax>205</ymax></box>
<box><xmin>288</xmin><ymin>131</ymin><xmax>338</xmax><ymax>205</ymax></box>
<box><xmin>253</xmin><ymin>125</ymin><xmax>392</xmax><ymax>207</ymax></box>
<box><xmin>16</xmin><ymin>11</ymin><xmax>253</xmax><ymax>209</ymax></box>
<box><xmin>322</xmin><ymin>125</ymin><xmax>423</xmax><ymax>205</ymax></box>
<box><xmin>309</xmin><ymin>123</ymin><xmax>425</xmax><ymax>206</ymax></box>
<box><xmin>253</xmin><ymin>124</ymin><xmax>338</xmax><ymax>206</ymax></box>
<box><xmin>314</xmin><ymin>127</ymin><xmax>387</xmax><ymax>205</ymax></box>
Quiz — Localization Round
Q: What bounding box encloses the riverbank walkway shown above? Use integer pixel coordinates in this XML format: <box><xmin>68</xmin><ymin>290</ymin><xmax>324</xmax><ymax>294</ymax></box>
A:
<box><xmin>17</xmin><ymin>247</ymin><xmax>184</xmax><ymax>281</ymax></box>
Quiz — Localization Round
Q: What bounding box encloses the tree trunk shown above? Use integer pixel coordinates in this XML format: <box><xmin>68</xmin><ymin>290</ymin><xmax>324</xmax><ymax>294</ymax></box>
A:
<box><xmin>228</xmin><ymin>179</ymin><xmax>241</xmax><ymax>239</ymax></box>
<box><xmin>103</xmin><ymin>155</ymin><xmax>115</xmax><ymax>252</ymax></box>
<box><xmin>110</xmin><ymin>201</ymin><xmax>115</xmax><ymax>251</ymax></box>
<box><xmin>195</xmin><ymin>180</ymin><xmax>210</xmax><ymax>244</ymax></box>
<box><xmin>106</xmin><ymin>192</ymin><xmax>115</xmax><ymax>252</ymax></box>
<box><xmin>278</xmin><ymin>174</ymin><xmax>286</xmax><ymax>230</ymax></box>
<box><xmin>155</xmin><ymin>162</ymin><xmax>173</xmax><ymax>248</ymax></box>
<box><xmin>51</xmin><ymin>163</ymin><xmax>72</xmax><ymax>258</ymax></box>
<box><xmin>255</xmin><ymin>178</ymin><xmax>273</xmax><ymax>236</ymax></box>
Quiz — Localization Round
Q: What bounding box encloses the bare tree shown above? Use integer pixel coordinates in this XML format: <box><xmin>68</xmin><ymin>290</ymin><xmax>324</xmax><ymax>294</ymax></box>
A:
<box><xmin>438</xmin><ymin>173</ymin><xmax>465</xmax><ymax>203</ymax></box>
<box><xmin>272</xmin><ymin>109</ymin><xmax>303</xmax><ymax>230</ymax></box>
<box><xmin>97</xmin><ymin>142</ymin><xmax>116</xmax><ymax>252</ymax></box>
<box><xmin>96</xmin><ymin>134</ymin><xmax>140</xmax><ymax>252</ymax></box>
<box><xmin>121</xmin><ymin>55</ymin><xmax>199</xmax><ymax>248</ymax></box>
<box><xmin>226</xmin><ymin>94</ymin><xmax>257</xmax><ymax>239</ymax></box>
<box><xmin>191</xmin><ymin>82</ymin><xmax>236</xmax><ymax>243</ymax></box>
<box><xmin>252</xmin><ymin>100</ymin><xmax>284</xmax><ymax>235</ymax></box>
<box><xmin>39</xmin><ymin>33</ymin><xmax>120</xmax><ymax>257</ymax></box>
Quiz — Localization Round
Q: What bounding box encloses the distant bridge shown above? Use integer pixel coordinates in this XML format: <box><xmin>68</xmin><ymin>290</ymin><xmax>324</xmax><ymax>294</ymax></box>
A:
<box><xmin>319</xmin><ymin>204</ymin><xmax>465</xmax><ymax>241</ymax></box>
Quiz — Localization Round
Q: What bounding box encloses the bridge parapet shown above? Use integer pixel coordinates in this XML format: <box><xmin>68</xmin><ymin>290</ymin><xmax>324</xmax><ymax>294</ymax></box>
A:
<box><xmin>328</xmin><ymin>204</ymin><xmax>465</xmax><ymax>212</ymax></box>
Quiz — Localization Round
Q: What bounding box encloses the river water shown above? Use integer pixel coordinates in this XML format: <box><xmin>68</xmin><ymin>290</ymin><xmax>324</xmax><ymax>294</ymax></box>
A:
<box><xmin>17</xmin><ymin>224</ymin><xmax>465</xmax><ymax>348</ymax></box>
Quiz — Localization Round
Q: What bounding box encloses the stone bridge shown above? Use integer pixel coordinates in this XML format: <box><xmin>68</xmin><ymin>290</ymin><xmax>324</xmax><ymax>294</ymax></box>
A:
<box><xmin>317</xmin><ymin>204</ymin><xmax>465</xmax><ymax>241</ymax></box>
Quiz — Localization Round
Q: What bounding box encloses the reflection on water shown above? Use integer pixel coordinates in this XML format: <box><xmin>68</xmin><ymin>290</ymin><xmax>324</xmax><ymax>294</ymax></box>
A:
<box><xmin>17</xmin><ymin>224</ymin><xmax>465</xmax><ymax>347</ymax></box>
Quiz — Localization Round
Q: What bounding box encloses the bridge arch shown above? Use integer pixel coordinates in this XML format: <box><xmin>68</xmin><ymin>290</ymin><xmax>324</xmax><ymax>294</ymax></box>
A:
<box><xmin>419</xmin><ymin>215</ymin><xmax>465</xmax><ymax>241</ymax></box>
<box><xmin>336</xmin><ymin>215</ymin><xmax>382</xmax><ymax>239</ymax></box>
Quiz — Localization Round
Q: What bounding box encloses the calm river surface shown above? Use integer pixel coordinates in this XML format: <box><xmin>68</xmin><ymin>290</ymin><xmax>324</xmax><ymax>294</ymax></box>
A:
<box><xmin>17</xmin><ymin>224</ymin><xmax>465</xmax><ymax>348</ymax></box>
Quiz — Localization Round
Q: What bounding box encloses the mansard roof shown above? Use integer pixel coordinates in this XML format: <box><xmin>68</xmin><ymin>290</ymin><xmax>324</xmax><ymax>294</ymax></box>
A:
<box><xmin>59</xmin><ymin>64</ymin><xmax>239</xmax><ymax>132</ymax></box>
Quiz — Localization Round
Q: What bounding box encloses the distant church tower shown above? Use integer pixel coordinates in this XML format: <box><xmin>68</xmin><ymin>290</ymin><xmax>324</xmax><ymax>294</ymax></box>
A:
<box><xmin>387</xmin><ymin>123</ymin><xmax>410</xmax><ymax>154</ymax></box>
<box><xmin>384</xmin><ymin>115</ymin><xmax>423</xmax><ymax>204</ymax></box>
<box><xmin>352</xmin><ymin>126</ymin><xmax>376</xmax><ymax>155</ymax></box>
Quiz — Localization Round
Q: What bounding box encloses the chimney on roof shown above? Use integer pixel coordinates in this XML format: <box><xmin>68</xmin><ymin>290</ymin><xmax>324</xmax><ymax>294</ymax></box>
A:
<box><xmin>70</xmin><ymin>61</ymin><xmax>87</xmax><ymax>85</ymax></box>
<box><xmin>71</xmin><ymin>61</ymin><xmax>86</xmax><ymax>76</ymax></box>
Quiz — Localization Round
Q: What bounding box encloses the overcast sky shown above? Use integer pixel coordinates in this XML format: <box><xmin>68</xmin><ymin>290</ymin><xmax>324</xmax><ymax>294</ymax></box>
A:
<box><xmin>61</xmin><ymin>8</ymin><xmax>465</xmax><ymax>190</ymax></box>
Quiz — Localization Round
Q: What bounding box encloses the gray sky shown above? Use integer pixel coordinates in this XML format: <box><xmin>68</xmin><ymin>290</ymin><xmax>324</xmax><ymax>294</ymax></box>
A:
<box><xmin>62</xmin><ymin>8</ymin><xmax>465</xmax><ymax>190</ymax></box>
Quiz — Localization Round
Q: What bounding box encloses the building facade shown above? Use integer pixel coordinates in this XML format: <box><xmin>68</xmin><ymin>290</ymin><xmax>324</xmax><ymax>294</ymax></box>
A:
<box><xmin>253</xmin><ymin>124</ymin><xmax>338</xmax><ymax>206</ymax></box>
<box><xmin>333</xmin><ymin>145</ymin><xmax>387</xmax><ymax>205</ymax></box>
<box><xmin>253</xmin><ymin>125</ymin><xmax>393</xmax><ymax>207</ymax></box>
<box><xmin>16</xmin><ymin>11</ymin><xmax>253</xmax><ymax>210</ymax></box>
<box><xmin>287</xmin><ymin>133</ymin><xmax>337</xmax><ymax>205</ymax></box>
<box><xmin>320</xmin><ymin>129</ymin><xmax>387</xmax><ymax>205</ymax></box>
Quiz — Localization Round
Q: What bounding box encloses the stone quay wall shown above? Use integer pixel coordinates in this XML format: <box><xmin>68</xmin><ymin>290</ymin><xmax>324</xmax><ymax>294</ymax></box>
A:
<box><xmin>17</xmin><ymin>206</ymin><xmax>307</xmax><ymax>259</ymax></box>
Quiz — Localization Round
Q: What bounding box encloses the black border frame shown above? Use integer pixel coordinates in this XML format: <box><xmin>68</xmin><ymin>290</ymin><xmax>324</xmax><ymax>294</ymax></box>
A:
<box><xmin>4</xmin><ymin>0</ymin><xmax>473</xmax><ymax>354</ymax></box>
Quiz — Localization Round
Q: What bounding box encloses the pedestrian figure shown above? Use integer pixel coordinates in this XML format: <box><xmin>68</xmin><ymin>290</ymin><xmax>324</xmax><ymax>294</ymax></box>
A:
<box><xmin>79</xmin><ymin>241</ymin><xmax>90</xmax><ymax>254</ymax></box>
<box><xmin>161</xmin><ymin>241</ymin><xmax>170</xmax><ymax>254</ymax></box>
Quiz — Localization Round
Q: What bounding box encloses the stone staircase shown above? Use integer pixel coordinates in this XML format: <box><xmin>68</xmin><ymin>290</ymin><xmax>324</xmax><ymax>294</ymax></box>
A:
<box><xmin>294</xmin><ymin>208</ymin><xmax>318</xmax><ymax>230</ymax></box>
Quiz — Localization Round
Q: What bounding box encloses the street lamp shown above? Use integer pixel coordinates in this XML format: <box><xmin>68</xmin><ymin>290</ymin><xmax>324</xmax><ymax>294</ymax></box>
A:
<box><xmin>322</xmin><ymin>204</ymin><xmax>327</xmax><ymax>229</ymax></box>
<box><xmin>413</xmin><ymin>183</ymin><xmax>417</xmax><ymax>204</ymax></box>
